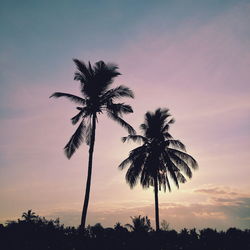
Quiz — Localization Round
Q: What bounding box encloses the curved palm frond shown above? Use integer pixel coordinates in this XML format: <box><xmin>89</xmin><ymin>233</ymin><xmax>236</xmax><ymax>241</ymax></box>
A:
<box><xmin>50</xmin><ymin>92</ymin><xmax>86</xmax><ymax>105</ymax></box>
<box><xmin>168</xmin><ymin>148</ymin><xmax>198</xmax><ymax>170</ymax></box>
<box><xmin>107</xmin><ymin>103</ymin><xmax>133</xmax><ymax>116</ymax></box>
<box><xmin>162</xmin><ymin>118</ymin><xmax>175</xmax><ymax>133</ymax></box>
<box><xmin>164</xmin><ymin>173</ymin><xmax>171</xmax><ymax>192</ymax></box>
<box><xmin>126</xmin><ymin>164</ymin><xmax>142</xmax><ymax>188</ymax></box>
<box><xmin>118</xmin><ymin>145</ymin><xmax>147</xmax><ymax>169</ymax></box>
<box><xmin>93</xmin><ymin>61</ymin><xmax>121</xmax><ymax>93</ymax></box>
<box><xmin>176</xmin><ymin>171</ymin><xmax>187</xmax><ymax>183</ymax></box>
<box><xmin>170</xmin><ymin>153</ymin><xmax>192</xmax><ymax>178</ymax></box>
<box><xmin>64</xmin><ymin>121</ymin><xmax>85</xmax><ymax>159</ymax></box>
<box><xmin>107</xmin><ymin>110</ymin><xmax>136</xmax><ymax>135</ymax></box>
<box><xmin>101</xmin><ymin>85</ymin><xmax>134</xmax><ymax>102</ymax></box>
<box><xmin>71</xmin><ymin>108</ymin><xmax>88</xmax><ymax>125</ymax></box>
<box><xmin>73</xmin><ymin>59</ymin><xmax>92</xmax><ymax>83</ymax></box>
<box><xmin>121</xmin><ymin>135</ymin><xmax>147</xmax><ymax>143</ymax></box>
<box><xmin>84</xmin><ymin>117</ymin><xmax>92</xmax><ymax>146</ymax></box>
<box><xmin>167</xmin><ymin>139</ymin><xmax>186</xmax><ymax>151</ymax></box>
<box><xmin>164</xmin><ymin>132</ymin><xmax>173</xmax><ymax>139</ymax></box>
<box><xmin>165</xmin><ymin>158</ymin><xmax>180</xmax><ymax>188</ymax></box>
<box><xmin>119</xmin><ymin>157</ymin><xmax>132</xmax><ymax>170</ymax></box>
<box><xmin>140</xmin><ymin>154</ymin><xmax>157</xmax><ymax>188</ymax></box>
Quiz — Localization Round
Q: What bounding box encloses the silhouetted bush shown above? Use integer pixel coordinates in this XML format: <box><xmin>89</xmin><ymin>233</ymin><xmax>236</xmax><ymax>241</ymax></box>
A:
<box><xmin>1</xmin><ymin>211</ymin><xmax>249</xmax><ymax>250</ymax></box>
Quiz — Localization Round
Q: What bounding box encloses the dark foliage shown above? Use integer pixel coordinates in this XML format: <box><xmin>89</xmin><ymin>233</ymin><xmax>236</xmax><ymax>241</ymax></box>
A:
<box><xmin>119</xmin><ymin>108</ymin><xmax>198</xmax><ymax>231</ymax></box>
<box><xmin>1</xmin><ymin>211</ymin><xmax>249</xmax><ymax>250</ymax></box>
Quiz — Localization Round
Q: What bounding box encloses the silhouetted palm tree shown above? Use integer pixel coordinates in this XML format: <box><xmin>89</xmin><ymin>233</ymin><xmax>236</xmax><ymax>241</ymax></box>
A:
<box><xmin>50</xmin><ymin>59</ymin><xmax>135</xmax><ymax>229</ymax></box>
<box><xmin>125</xmin><ymin>215</ymin><xmax>152</xmax><ymax>233</ymax></box>
<box><xmin>22</xmin><ymin>210</ymin><xmax>37</xmax><ymax>222</ymax></box>
<box><xmin>119</xmin><ymin>108</ymin><xmax>198</xmax><ymax>231</ymax></box>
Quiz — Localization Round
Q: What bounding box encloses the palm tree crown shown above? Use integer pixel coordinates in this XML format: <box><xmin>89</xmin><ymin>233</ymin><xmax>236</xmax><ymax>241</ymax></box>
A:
<box><xmin>119</xmin><ymin>108</ymin><xmax>198</xmax><ymax>230</ymax></box>
<box><xmin>50</xmin><ymin>59</ymin><xmax>135</xmax><ymax>158</ymax></box>
<box><xmin>50</xmin><ymin>59</ymin><xmax>135</xmax><ymax>229</ymax></box>
<box><xmin>125</xmin><ymin>215</ymin><xmax>152</xmax><ymax>233</ymax></box>
<box><xmin>22</xmin><ymin>210</ymin><xmax>37</xmax><ymax>222</ymax></box>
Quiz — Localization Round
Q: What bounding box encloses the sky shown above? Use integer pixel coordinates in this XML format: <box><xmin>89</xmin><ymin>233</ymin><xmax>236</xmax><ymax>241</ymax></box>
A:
<box><xmin>0</xmin><ymin>0</ymin><xmax>250</xmax><ymax>230</ymax></box>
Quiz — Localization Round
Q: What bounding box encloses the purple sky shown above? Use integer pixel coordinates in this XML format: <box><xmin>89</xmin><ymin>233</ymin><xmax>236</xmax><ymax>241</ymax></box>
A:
<box><xmin>1</xmin><ymin>0</ymin><xmax>250</xmax><ymax>230</ymax></box>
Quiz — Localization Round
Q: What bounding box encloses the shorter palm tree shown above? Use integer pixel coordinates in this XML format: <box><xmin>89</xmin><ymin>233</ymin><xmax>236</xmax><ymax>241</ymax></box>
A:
<box><xmin>119</xmin><ymin>108</ymin><xmax>198</xmax><ymax>231</ymax></box>
<box><xmin>22</xmin><ymin>210</ymin><xmax>37</xmax><ymax>222</ymax></box>
<box><xmin>125</xmin><ymin>215</ymin><xmax>152</xmax><ymax>233</ymax></box>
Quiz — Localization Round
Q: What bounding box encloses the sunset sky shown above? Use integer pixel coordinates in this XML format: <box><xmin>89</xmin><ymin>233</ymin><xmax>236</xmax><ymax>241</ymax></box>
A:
<box><xmin>1</xmin><ymin>0</ymin><xmax>250</xmax><ymax>230</ymax></box>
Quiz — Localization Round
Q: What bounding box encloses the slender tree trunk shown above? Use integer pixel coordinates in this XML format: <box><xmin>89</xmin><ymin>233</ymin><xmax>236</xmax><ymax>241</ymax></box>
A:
<box><xmin>154</xmin><ymin>176</ymin><xmax>160</xmax><ymax>231</ymax></box>
<box><xmin>80</xmin><ymin>114</ymin><xmax>96</xmax><ymax>230</ymax></box>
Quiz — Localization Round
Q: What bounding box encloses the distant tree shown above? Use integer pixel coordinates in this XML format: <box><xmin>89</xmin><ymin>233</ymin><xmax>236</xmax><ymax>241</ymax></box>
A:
<box><xmin>160</xmin><ymin>219</ymin><xmax>170</xmax><ymax>231</ymax></box>
<box><xmin>119</xmin><ymin>108</ymin><xmax>198</xmax><ymax>231</ymax></box>
<box><xmin>125</xmin><ymin>215</ymin><xmax>152</xmax><ymax>233</ymax></box>
<box><xmin>22</xmin><ymin>210</ymin><xmax>37</xmax><ymax>222</ymax></box>
<box><xmin>114</xmin><ymin>222</ymin><xmax>128</xmax><ymax>232</ymax></box>
<box><xmin>1</xmin><ymin>211</ymin><xmax>250</xmax><ymax>250</ymax></box>
<box><xmin>50</xmin><ymin>59</ymin><xmax>135</xmax><ymax>229</ymax></box>
<box><xmin>90</xmin><ymin>223</ymin><xmax>104</xmax><ymax>238</ymax></box>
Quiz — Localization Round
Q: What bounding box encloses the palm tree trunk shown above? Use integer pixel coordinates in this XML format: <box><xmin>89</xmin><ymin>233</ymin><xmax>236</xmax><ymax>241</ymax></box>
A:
<box><xmin>154</xmin><ymin>176</ymin><xmax>160</xmax><ymax>231</ymax></box>
<box><xmin>80</xmin><ymin>114</ymin><xmax>96</xmax><ymax>229</ymax></box>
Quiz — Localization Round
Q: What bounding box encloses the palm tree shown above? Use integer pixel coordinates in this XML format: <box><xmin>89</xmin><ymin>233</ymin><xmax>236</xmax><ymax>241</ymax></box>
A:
<box><xmin>119</xmin><ymin>108</ymin><xmax>198</xmax><ymax>231</ymax></box>
<box><xmin>22</xmin><ymin>210</ymin><xmax>37</xmax><ymax>222</ymax></box>
<box><xmin>50</xmin><ymin>59</ymin><xmax>135</xmax><ymax>229</ymax></box>
<box><xmin>125</xmin><ymin>215</ymin><xmax>152</xmax><ymax>233</ymax></box>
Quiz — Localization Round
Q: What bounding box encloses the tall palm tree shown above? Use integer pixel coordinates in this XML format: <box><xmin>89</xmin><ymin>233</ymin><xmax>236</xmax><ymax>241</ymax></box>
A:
<box><xmin>50</xmin><ymin>59</ymin><xmax>135</xmax><ymax>229</ymax></box>
<box><xmin>119</xmin><ymin>108</ymin><xmax>198</xmax><ymax>231</ymax></box>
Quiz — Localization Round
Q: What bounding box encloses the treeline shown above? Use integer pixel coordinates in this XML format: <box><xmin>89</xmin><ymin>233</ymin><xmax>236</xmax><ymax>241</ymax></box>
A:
<box><xmin>1</xmin><ymin>211</ymin><xmax>249</xmax><ymax>250</ymax></box>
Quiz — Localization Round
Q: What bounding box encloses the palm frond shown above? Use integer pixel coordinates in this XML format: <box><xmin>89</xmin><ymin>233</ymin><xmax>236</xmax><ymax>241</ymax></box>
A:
<box><xmin>162</xmin><ymin>152</ymin><xmax>179</xmax><ymax>188</ymax></box>
<box><xmin>164</xmin><ymin>132</ymin><xmax>173</xmax><ymax>139</ymax></box>
<box><xmin>121</xmin><ymin>135</ymin><xmax>147</xmax><ymax>143</ymax></box>
<box><xmin>165</xmin><ymin>174</ymin><xmax>171</xmax><ymax>192</ymax></box>
<box><xmin>167</xmin><ymin>163</ymin><xmax>179</xmax><ymax>188</ymax></box>
<box><xmin>118</xmin><ymin>157</ymin><xmax>132</xmax><ymax>170</ymax></box>
<box><xmin>50</xmin><ymin>92</ymin><xmax>85</xmax><ymax>105</ymax></box>
<box><xmin>176</xmin><ymin>172</ymin><xmax>187</xmax><ymax>183</ymax></box>
<box><xmin>73</xmin><ymin>59</ymin><xmax>92</xmax><ymax>81</ymax></box>
<box><xmin>168</xmin><ymin>148</ymin><xmax>198</xmax><ymax>170</ymax></box>
<box><xmin>170</xmin><ymin>153</ymin><xmax>192</xmax><ymax>178</ymax></box>
<box><xmin>101</xmin><ymin>85</ymin><xmax>134</xmax><ymax>102</ymax></box>
<box><xmin>107</xmin><ymin>103</ymin><xmax>133</xmax><ymax>116</ymax></box>
<box><xmin>167</xmin><ymin>139</ymin><xmax>186</xmax><ymax>151</ymax></box>
<box><xmin>84</xmin><ymin>117</ymin><xmax>92</xmax><ymax>146</ymax></box>
<box><xmin>128</xmin><ymin>145</ymin><xmax>147</xmax><ymax>158</ymax></box>
<box><xmin>107</xmin><ymin>111</ymin><xmax>135</xmax><ymax>135</ymax></box>
<box><xmin>125</xmin><ymin>164</ymin><xmax>142</xmax><ymax>188</ymax></box>
<box><xmin>140</xmin><ymin>154</ymin><xmax>157</xmax><ymax>188</ymax></box>
<box><xmin>71</xmin><ymin>108</ymin><xmax>87</xmax><ymax>125</ymax></box>
<box><xmin>162</xmin><ymin>118</ymin><xmax>175</xmax><ymax>133</ymax></box>
<box><xmin>119</xmin><ymin>145</ymin><xmax>147</xmax><ymax>170</ymax></box>
<box><xmin>64</xmin><ymin>121</ymin><xmax>85</xmax><ymax>159</ymax></box>
<box><xmin>93</xmin><ymin>61</ymin><xmax>121</xmax><ymax>92</ymax></box>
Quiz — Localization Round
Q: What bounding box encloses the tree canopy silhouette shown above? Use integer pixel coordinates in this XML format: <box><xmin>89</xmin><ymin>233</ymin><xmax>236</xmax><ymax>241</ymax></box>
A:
<box><xmin>50</xmin><ymin>59</ymin><xmax>135</xmax><ymax>229</ymax></box>
<box><xmin>2</xmin><ymin>210</ymin><xmax>250</xmax><ymax>250</ymax></box>
<box><xmin>125</xmin><ymin>215</ymin><xmax>152</xmax><ymax>233</ymax></box>
<box><xmin>119</xmin><ymin>108</ymin><xmax>198</xmax><ymax>231</ymax></box>
<box><xmin>22</xmin><ymin>210</ymin><xmax>37</xmax><ymax>222</ymax></box>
